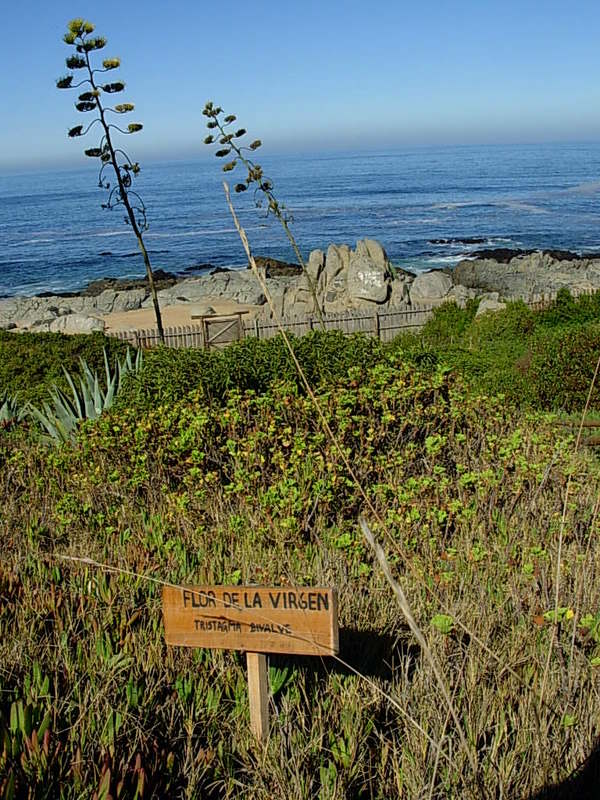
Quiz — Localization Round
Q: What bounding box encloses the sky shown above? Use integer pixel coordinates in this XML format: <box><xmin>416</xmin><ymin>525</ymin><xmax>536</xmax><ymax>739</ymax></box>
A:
<box><xmin>1</xmin><ymin>0</ymin><xmax>600</xmax><ymax>170</ymax></box>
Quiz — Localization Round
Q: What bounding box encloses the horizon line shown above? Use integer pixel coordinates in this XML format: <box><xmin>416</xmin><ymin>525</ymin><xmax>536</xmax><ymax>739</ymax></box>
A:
<box><xmin>2</xmin><ymin>136</ymin><xmax>600</xmax><ymax>176</ymax></box>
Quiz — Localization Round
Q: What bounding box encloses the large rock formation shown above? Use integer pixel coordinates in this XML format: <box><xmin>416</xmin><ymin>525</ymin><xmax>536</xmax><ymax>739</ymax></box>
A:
<box><xmin>409</xmin><ymin>271</ymin><xmax>453</xmax><ymax>307</ymax></box>
<box><xmin>453</xmin><ymin>249</ymin><xmax>600</xmax><ymax>297</ymax></box>
<box><xmin>257</xmin><ymin>238</ymin><xmax>399</xmax><ymax>319</ymax></box>
<box><xmin>3</xmin><ymin>242</ymin><xmax>600</xmax><ymax>333</ymax></box>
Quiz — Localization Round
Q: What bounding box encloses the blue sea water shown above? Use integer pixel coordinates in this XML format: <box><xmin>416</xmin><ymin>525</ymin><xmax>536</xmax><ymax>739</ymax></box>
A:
<box><xmin>1</xmin><ymin>142</ymin><xmax>600</xmax><ymax>297</ymax></box>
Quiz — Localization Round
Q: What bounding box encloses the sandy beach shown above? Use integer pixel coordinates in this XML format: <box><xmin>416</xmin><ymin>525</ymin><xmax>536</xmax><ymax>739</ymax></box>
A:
<box><xmin>101</xmin><ymin>299</ymin><xmax>262</xmax><ymax>334</ymax></box>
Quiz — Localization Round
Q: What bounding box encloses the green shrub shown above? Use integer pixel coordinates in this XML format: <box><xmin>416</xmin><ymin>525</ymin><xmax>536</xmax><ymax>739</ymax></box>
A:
<box><xmin>523</xmin><ymin>323</ymin><xmax>600</xmax><ymax>410</ymax></box>
<box><xmin>417</xmin><ymin>298</ymin><xmax>479</xmax><ymax>346</ymax></box>
<box><xmin>537</xmin><ymin>287</ymin><xmax>600</xmax><ymax>328</ymax></box>
<box><xmin>0</xmin><ymin>331</ymin><xmax>130</xmax><ymax>405</ymax></box>
<box><xmin>393</xmin><ymin>297</ymin><xmax>600</xmax><ymax>410</ymax></box>
<box><xmin>118</xmin><ymin>330</ymin><xmax>384</xmax><ymax>408</ymax></box>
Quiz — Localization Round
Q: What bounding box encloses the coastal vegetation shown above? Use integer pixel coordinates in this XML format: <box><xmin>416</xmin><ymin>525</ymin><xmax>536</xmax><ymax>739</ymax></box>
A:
<box><xmin>0</xmin><ymin>9</ymin><xmax>594</xmax><ymax>797</ymax></box>
<box><xmin>56</xmin><ymin>19</ymin><xmax>165</xmax><ymax>342</ymax></box>
<box><xmin>2</xmin><ymin>290</ymin><xmax>600</xmax><ymax>797</ymax></box>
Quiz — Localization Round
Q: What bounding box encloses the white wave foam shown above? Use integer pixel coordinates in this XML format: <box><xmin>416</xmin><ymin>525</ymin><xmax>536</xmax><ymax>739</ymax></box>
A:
<box><xmin>424</xmin><ymin>255</ymin><xmax>465</xmax><ymax>264</ymax></box>
<box><xmin>497</xmin><ymin>201</ymin><xmax>547</xmax><ymax>214</ymax></box>
<box><xmin>566</xmin><ymin>181</ymin><xmax>600</xmax><ymax>195</ymax></box>
<box><xmin>432</xmin><ymin>201</ymin><xmax>476</xmax><ymax>210</ymax></box>
<box><xmin>390</xmin><ymin>217</ymin><xmax>441</xmax><ymax>225</ymax></box>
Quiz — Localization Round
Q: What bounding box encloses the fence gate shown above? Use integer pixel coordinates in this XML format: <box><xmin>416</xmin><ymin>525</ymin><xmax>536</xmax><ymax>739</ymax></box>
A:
<box><xmin>194</xmin><ymin>312</ymin><xmax>248</xmax><ymax>349</ymax></box>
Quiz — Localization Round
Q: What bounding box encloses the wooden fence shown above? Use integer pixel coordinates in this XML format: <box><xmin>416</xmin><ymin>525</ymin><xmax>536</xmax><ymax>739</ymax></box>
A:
<box><xmin>110</xmin><ymin>306</ymin><xmax>436</xmax><ymax>350</ymax></box>
<box><xmin>109</xmin><ymin>285</ymin><xmax>600</xmax><ymax>351</ymax></box>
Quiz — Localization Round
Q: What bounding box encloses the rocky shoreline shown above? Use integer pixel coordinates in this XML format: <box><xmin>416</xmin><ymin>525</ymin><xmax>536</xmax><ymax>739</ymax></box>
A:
<box><xmin>2</xmin><ymin>240</ymin><xmax>600</xmax><ymax>334</ymax></box>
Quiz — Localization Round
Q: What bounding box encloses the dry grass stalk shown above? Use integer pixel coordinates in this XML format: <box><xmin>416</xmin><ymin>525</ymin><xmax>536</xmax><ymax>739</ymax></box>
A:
<box><xmin>540</xmin><ymin>350</ymin><xmax>600</xmax><ymax>709</ymax></box>
<box><xmin>223</xmin><ymin>182</ymin><xmax>481</xmax><ymax>787</ymax></box>
<box><xmin>359</xmin><ymin>515</ymin><xmax>478</xmax><ymax>778</ymax></box>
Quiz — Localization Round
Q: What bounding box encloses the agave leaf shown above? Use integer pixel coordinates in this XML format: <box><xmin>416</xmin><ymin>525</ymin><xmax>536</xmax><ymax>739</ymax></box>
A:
<box><xmin>0</xmin><ymin>390</ymin><xmax>30</xmax><ymax>423</ymax></box>
<box><xmin>94</xmin><ymin>371</ymin><xmax>103</xmax><ymax>415</ymax></box>
<box><xmin>51</xmin><ymin>390</ymin><xmax>80</xmax><ymax>437</ymax></box>
<box><xmin>103</xmin><ymin>349</ymin><xmax>111</xmax><ymax>390</ymax></box>
<box><xmin>83</xmin><ymin>375</ymin><xmax>97</xmax><ymax>419</ymax></box>
<box><xmin>29</xmin><ymin>403</ymin><xmax>66</xmax><ymax>443</ymax></box>
<box><xmin>105</xmin><ymin>371</ymin><xmax>116</xmax><ymax>408</ymax></box>
<box><xmin>63</xmin><ymin>368</ymin><xmax>84</xmax><ymax>419</ymax></box>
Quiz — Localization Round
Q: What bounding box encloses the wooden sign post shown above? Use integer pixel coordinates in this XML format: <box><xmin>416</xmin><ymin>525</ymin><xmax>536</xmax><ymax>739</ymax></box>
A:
<box><xmin>163</xmin><ymin>585</ymin><xmax>339</xmax><ymax>741</ymax></box>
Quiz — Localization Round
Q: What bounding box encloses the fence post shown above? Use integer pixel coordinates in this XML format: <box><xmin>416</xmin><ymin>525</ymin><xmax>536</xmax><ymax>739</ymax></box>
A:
<box><xmin>373</xmin><ymin>312</ymin><xmax>380</xmax><ymax>340</ymax></box>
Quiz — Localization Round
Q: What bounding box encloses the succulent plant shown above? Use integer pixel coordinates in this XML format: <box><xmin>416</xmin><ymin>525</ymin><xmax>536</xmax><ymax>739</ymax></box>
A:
<box><xmin>202</xmin><ymin>102</ymin><xmax>324</xmax><ymax>324</ymax></box>
<box><xmin>56</xmin><ymin>19</ymin><xmax>165</xmax><ymax>343</ymax></box>
<box><xmin>0</xmin><ymin>390</ymin><xmax>27</xmax><ymax>426</ymax></box>
<box><xmin>29</xmin><ymin>348</ymin><xmax>142</xmax><ymax>443</ymax></box>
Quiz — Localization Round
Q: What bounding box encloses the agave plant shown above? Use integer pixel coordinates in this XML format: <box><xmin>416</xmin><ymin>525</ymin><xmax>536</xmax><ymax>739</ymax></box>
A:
<box><xmin>56</xmin><ymin>18</ymin><xmax>165</xmax><ymax>343</ymax></box>
<box><xmin>0</xmin><ymin>391</ymin><xmax>27</xmax><ymax>426</ymax></box>
<box><xmin>30</xmin><ymin>348</ymin><xmax>142</xmax><ymax>442</ymax></box>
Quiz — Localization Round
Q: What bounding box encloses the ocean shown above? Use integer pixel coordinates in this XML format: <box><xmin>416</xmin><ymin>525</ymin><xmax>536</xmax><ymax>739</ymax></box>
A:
<box><xmin>1</xmin><ymin>142</ymin><xmax>600</xmax><ymax>297</ymax></box>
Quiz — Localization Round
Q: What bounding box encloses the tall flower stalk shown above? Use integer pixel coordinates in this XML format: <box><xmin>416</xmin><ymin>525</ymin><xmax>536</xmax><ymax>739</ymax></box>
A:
<box><xmin>57</xmin><ymin>18</ymin><xmax>165</xmax><ymax>343</ymax></box>
<box><xmin>202</xmin><ymin>102</ymin><xmax>324</xmax><ymax>324</ymax></box>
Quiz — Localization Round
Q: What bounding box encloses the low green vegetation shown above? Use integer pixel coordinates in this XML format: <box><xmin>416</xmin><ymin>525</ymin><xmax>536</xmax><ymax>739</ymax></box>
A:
<box><xmin>117</xmin><ymin>330</ymin><xmax>384</xmax><ymax>409</ymax></box>
<box><xmin>398</xmin><ymin>288</ymin><xmax>600</xmax><ymax>410</ymax></box>
<box><xmin>2</xmin><ymin>290</ymin><xmax>600</xmax><ymax>797</ymax></box>
<box><xmin>0</xmin><ymin>330</ymin><xmax>128</xmax><ymax>405</ymax></box>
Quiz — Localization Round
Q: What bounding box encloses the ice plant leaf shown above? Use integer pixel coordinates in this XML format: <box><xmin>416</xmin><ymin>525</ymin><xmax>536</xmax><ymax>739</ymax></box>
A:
<box><xmin>431</xmin><ymin>614</ymin><xmax>455</xmax><ymax>635</ymax></box>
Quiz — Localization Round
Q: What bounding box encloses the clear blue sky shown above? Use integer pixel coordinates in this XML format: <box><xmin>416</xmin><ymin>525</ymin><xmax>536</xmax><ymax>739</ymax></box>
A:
<box><xmin>1</xmin><ymin>0</ymin><xmax>600</xmax><ymax>170</ymax></box>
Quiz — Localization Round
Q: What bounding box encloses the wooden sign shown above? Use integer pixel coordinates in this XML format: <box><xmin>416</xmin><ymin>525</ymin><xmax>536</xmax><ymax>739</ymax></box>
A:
<box><xmin>163</xmin><ymin>585</ymin><xmax>338</xmax><ymax>656</ymax></box>
<box><xmin>163</xmin><ymin>584</ymin><xmax>339</xmax><ymax>741</ymax></box>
